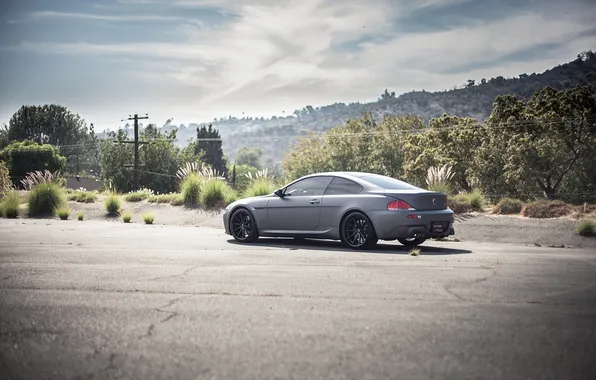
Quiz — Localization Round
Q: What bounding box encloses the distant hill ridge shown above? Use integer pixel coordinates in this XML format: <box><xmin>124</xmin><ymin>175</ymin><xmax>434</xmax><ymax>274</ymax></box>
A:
<box><xmin>99</xmin><ymin>50</ymin><xmax>596</xmax><ymax>165</ymax></box>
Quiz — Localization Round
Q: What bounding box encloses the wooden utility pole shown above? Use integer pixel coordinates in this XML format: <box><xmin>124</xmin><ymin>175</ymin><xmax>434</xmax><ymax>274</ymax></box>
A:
<box><xmin>118</xmin><ymin>113</ymin><xmax>149</xmax><ymax>190</ymax></box>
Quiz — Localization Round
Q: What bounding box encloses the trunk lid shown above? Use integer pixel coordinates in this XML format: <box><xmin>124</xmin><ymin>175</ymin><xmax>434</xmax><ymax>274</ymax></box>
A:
<box><xmin>384</xmin><ymin>190</ymin><xmax>448</xmax><ymax>210</ymax></box>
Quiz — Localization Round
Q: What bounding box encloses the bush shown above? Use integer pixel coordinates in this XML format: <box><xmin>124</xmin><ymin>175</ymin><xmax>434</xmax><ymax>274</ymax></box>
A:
<box><xmin>576</xmin><ymin>220</ymin><xmax>596</xmax><ymax>237</ymax></box>
<box><xmin>148</xmin><ymin>193</ymin><xmax>179</xmax><ymax>204</ymax></box>
<box><xmin>467</xmin><ymin>190</ymin><xmax>486</xmax><ymax>211</ymax></box>
<box><xmin>201</xmin><ymin>179</ymin><xmax>237</xmax><ymax>208</ymax></box>
<box><xmin>122</xmin><ymin>211</ymin><xmax>132</xmax><ymax>223</ymax></box>
<box><xmin>2</xmin><ymin>190</ymin><xmax>21</xmax><ymax>218</ymax></box>
<box><xmin>28</xmin><ymin>182</ymin><xmax>65</xmax><ymax>216</ymax></box>
<box><xmin>243</xmin><ymin>178</ymin><xmax>276</xmax><ymax>198</ymax></box>
<box><xmin>169</xmin><ymin>194</ymin><xmax>184</xmax><ymax>206</ymax></box>
<box><xmin>68</xmin><ymin>190</ymin><xmax>98</xmax><ymax>203</ymax></box>
<box><xmin>105</xmin><ymin>194</ymin><xmax>121</xmax><ymax>216</ymax></box>
<box><xmin>447</xmin><ymin>191</ymin><xmax>486</xmax><ymax>214</ymax></box>
<box><xmin>447</xmin><ymin>194</ymin><xmax>473</xmax><ymax>214</ymax></box>
<box><xmin>55</xmin><ymin>206</ymin><xmax>71</xmax><ymax>220</ymax></box>
<box><xmin>0</xmin><ymin>141</ymin><xmax>67</xmax><ymax>187</ymax></box>
<box><xmin>180</xmin><ymin>173</ymin><xmax>202</xmax><ymax>205</ymax></box>
<box><xmin>143</xmin><ymin>213</ymin><xmax>155</xmax><ymax>224</ymax></box>
<box><xmin>521</xmin><ymin>200</ymin><xmax>573</xmax><ymax>219</ymax></box>
<box><xmin>493</xmin><ymin>197</ymin><xmax>524</xmax><ymax>215</ymax></box>
<box><xmin>124</xmin><ymin>189</ymin><xmax>153</xmax><ymax>202</ymax></box>
<box><xmin>77</xmin><ymin>211</ymin><xmax>85</xmax><ymax>221</ymax></box>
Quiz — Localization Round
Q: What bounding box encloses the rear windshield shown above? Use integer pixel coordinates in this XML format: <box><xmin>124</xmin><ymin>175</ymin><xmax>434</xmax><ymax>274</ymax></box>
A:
<box><xmin>360</xmin><ymin>175</ymin><xmax>421</xmax><ymax>190</ymax></box>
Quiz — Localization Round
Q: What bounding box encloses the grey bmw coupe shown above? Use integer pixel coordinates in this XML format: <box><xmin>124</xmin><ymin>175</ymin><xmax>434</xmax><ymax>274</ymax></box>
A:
<box><xmin>223</xmin><ymin>171</ymin><xmax>455</xmax><ymax>249</ymax></box>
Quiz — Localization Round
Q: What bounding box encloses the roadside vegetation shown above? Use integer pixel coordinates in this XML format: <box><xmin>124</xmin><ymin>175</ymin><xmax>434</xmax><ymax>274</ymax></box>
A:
<box><xmin>576</xmin><ymin>220</ymin><xmax>596</xmax><ymax>237</ymax></box>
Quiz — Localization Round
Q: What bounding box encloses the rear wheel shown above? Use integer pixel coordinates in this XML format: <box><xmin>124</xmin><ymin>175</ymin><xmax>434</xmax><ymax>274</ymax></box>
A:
<box><xmin>230</xmin><ymin>208</ymin><xmax>259</xmax><ymax>243</ymax></box>
<box><xmin>398</xmin><ymin>236</ymin><xmax>426</xmax><ymax>248</ymax></box>
<box><xmin>340</xmin><ymin>211</ymin><xmax>378</xmax><ymax>250</ymax></box>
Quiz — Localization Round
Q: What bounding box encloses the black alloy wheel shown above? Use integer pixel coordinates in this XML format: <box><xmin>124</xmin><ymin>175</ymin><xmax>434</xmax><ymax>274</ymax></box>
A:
<box><xmin>230</xmin><ymin>209</ymin><xmax>259</xmax><ymax>243</ymax></box>
<box><xmin>341</xmin><ymin>211</ymin><xmax>378</xmax><ymax>250</ymax></box>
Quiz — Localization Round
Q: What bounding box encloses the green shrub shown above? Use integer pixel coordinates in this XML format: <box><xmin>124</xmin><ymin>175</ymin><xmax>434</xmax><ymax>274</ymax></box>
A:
<box><xmin>2</xmin><ymin>190</ymin><xmax>21</xmax><ymax>218</ymax></box>
<box><xmin>77</xmin><ymin>211</ymin><xmax>85</xmax><ymax>221</ymax></box>
<box><xmin>122</xmin><ymin>211</ymin><xmax>132</xmax><ymax>223</ymax></box>
<box><xmin>224</xmin><ymin>188</ymin><xmax>238</xmax><ymax>204</ymax></box>
<box><xmin>467</xmin><ymin>189</ymin><xmax>486</xmax><ymax>211</ymax></box>
<box><xmin>55</xmin><ymin>206</ymin><xmax>71</xmax><ymax>220</ymax></box>
<box><xmin>181</xmin><ymin>173</ymin><xmax>202</xmax><ymax>205</ymax></box>
<box><xmin>105</xmin><ymin>194</ymin><xmax>121</xmax><ymax>216</ymax></box>
<box><xmin>0</xmin><ymin>141</ymin><xmax>67</xmax><ymax>185</ymax></box>
<box><xmin>169</xmin><ymin>194</ymin><xmax>184</xmax><ymax>206</ymax></box>
<box><xmin>148</xmin><ymin>193</ymin><xmax>179</xmax><ymax>204</ymax></box>
<box><xmin>576</xmin><ymin>220</ymin><xmax>596</xmax><ymax>237</ymax></box>
<box><xmin>201</xmin><ymin>179</ymin><xmax>235</xmax><ymax>208</ymax></box>
<box><xmin>493</xmin><ymin>197</ymin><xmax>524</xmax><ymax>215</ymax></box>
<box><xmin>28</xmin><ymin>182</ymin><xmax>65</xmax><ymax>216</ymax></box>
<box><xmin>447</xmin><ymin>194</ymin><xmax>473</xmax><ymax>214</ymax></box>
<box><xmin>124</xmin><ymin>189</ymin><xmax>153</xmax><ymax>202</ymax></box>
<box><xmin>243</xmin><ymin>178</ymin><xmax>275</xmax><ymax>198</ymax></box>
<box><xmin>68</xmin><ymin>190</ymin><xmax>97</xmax><ymax>203</ymax></box>
<box><xmin>447</xmin><ymin>191</ymin><xmax>486</xmax><ymax>214</ymax></box>
<box><xmin>143</xmin><ymin>213</ymin><xmax>155</xmax><ymax>224</ymax></box>
<box><xmin>521</xmin><ymin>200</ymin><xmax>573</xmax><ymax>219</ymax></box>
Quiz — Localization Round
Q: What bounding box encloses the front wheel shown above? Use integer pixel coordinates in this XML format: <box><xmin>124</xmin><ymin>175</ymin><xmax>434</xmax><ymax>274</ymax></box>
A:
<box><xmin>230</xmin><ymin>208</ymin><xmax>259</xmax><ymax>243</ymax></box>
<box><xmin>398</xmin><ymin>236</ymin><xmax>426</xmax><ymax>248</ymax></box>
<box><xmin>340</xmin><ymin>211</ymin><xmax>378</xmax><ymax>250</ymax></box>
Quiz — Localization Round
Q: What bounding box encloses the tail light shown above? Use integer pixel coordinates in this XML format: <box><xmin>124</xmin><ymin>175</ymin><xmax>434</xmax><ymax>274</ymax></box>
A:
<box><xmin>387</xmin><ymin>199</ymin><xmax>415</xmax><ymax>210</ymax></box>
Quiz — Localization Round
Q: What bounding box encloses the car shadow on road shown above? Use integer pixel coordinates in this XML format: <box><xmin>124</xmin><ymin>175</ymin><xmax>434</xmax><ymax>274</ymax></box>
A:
<box><xmin>226</xmin><ymin>238</ymin><xmax>472</xmax><ymax>255</ymax></box>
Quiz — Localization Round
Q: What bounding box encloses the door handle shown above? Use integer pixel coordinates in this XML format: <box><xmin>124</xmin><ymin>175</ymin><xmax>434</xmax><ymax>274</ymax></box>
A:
<box><xmin>310</xmin><ymin>199</ymin><xmax>320</xmax><ymax>204</ymax></box>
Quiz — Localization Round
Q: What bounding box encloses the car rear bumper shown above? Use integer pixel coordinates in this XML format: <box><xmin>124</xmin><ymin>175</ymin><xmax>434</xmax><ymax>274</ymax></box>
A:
<box><xmin>367</xmin><ymin>209</ymin><xmax>455</xmax><ymax>240</ymax></box>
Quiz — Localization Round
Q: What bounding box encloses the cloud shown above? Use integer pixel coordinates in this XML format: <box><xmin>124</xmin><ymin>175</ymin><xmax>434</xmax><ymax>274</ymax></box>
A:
<box><xmin>2</xmin><ymin>0</ymin><xmax>596</xmax><ymax>124</ymax></box>
<box><xmin>29</xmin><ymin>10</ymin><xmax>191</xmax><ymax>23</ymax></box>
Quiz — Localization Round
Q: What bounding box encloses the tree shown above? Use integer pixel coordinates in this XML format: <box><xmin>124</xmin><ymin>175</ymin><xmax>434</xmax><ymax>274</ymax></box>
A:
<box><xmin>402</xmin><ymin>115</ymin><xmax>485</xmax><ymax>192</ymax></box>
<box><xmin>235</xmin><ymin>147</ymin><xmax>263</xmax><ymax>169</ymax></box>
<box><xmin>7</xmin><ymin>104</ymin><xmax>90</xmax><ymax>147</ymax></box>
<box><xmin>485</xmin><ymin>85</ymin><xmax>596</xmax><ymax>200</ymax></box>
<box><xmin>193</xmin><ymin>124</ymin><xmax>227</xmax><ymax>178</ymax></box>
<box><xmin>99</xmin><ymin>125</ymin><xmax>188</xmax><ymax>193</ymax></box>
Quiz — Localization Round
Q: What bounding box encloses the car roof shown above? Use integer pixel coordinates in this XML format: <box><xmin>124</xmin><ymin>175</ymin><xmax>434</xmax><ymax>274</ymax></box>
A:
<box><xmin>307</xmin><ymin>171</ymin><xmax>377</xmax><ymax>179</ymax></box>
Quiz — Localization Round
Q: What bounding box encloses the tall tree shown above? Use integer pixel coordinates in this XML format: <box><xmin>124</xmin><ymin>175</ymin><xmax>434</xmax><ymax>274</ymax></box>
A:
<box><xmin>485</xmin><ymin>85</ymin><xmax>596</xmax><ymax>199</ymax></box>
<box><xmin>7</xmin><ymin>104</ymin><xmax>90</xmax><ymax>147</ymax></box>
<box><xmin>194</xmin><ymin>124</ymin><xmax>228</xmax><ymax>177</ymax></box>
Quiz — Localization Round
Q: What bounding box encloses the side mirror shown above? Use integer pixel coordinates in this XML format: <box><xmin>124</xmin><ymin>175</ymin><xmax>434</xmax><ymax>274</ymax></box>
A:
<box><xmin>274</xmin><ymin>188</ymin><xmax>284</xmax><ymax>197</ymax></box>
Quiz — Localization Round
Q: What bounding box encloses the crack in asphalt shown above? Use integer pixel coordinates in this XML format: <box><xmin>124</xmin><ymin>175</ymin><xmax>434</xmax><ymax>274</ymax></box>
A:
<box><xmin>443</xmin><ymin>266</ymin><xmax>498</xmax><ymax>302</ymax></box>
<box><xmin>154</xmin><ymin>295</ymin><xmax>192</xmax><ymax>323</ymax></box>
<box><xmin>149</xmin><ymin>265</ymin><xmax>201</xmax><ymax>281</ymax></box>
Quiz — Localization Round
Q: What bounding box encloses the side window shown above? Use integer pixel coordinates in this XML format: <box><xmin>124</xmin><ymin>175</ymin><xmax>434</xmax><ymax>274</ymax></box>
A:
<box><xmin>285</xmin><ymin>176</ymin><xmax>332</xmax><ymax>197</ymax></box>
<box><xmin>324</xmin><ymin>177</ymin><xmax>363</xmax><ymax>195</ymax></box>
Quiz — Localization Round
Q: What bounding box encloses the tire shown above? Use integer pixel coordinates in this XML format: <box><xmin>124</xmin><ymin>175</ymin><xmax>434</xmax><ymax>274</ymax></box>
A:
<box><xmin>340</xmin><ymin>211</ymin><xmax>378</xmax><ymax>250</ymax></box>
<box><xmin>230</xmin><ymin>208</ymin><xmax>259</xmax><ymax>243</ymax></box>
<box><xmin>398</xmin><ymin>236</ymin><xmax>427</xmax><ymax>248</ymax></box>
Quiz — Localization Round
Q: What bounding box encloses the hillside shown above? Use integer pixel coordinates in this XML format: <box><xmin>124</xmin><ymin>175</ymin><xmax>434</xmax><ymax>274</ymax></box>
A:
<box><xmin>99</xmin><ymin>50</ymin><xmax>596</xmax><ymax>166</ymax></box>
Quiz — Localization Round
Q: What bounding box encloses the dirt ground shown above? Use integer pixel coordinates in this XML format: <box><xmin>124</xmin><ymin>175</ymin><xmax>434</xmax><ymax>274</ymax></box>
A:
<box><xmin>15</xmin><ymin>195</ymin><xmax>589</xmax><ymax>251</ymax></box>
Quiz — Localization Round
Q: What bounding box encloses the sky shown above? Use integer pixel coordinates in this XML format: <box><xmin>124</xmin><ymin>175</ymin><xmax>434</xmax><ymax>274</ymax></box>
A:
<box><xmin>0</xmin><ymin>0</ymin><xmax>595</xmax><ymax>130</ymax></box>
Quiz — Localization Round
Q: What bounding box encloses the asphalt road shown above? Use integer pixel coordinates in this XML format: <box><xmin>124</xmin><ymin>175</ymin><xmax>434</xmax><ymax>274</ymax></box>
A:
<box><xmin>1</xmin><ymin>219</ymin><xmax>596</xmax><ymax>380</ymax></box>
